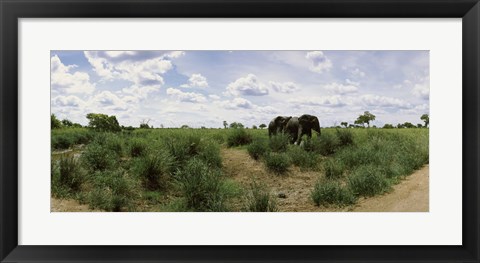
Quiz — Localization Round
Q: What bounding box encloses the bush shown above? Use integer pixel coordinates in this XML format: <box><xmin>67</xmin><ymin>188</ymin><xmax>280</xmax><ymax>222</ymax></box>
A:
<box><xmin>197</xmin><ymin>140</ymin><xmax>223</xmax><ymax>169</ymax></box>
<box><xmin>323</xmin><ymin>159</ymin><xmax>344</xmax><ymax>179</ymax></box>
<box><xmin>129</xmin><ymin>138</ymin><xmax>148</xmax><ymax>158</ymax></box>
<box><xmin>164</xmin><ymin>134</ymin><xmax>201</xmax><ymax>165</ymax></box>
<box><xmin>174</xmin><ymin>158</ymin><xmax>227</xmax><ymax>211</ymax></box>
<box><xmin>264</xmin><ymin>153</ymin><xmax>290</xmax><ymax>175</ymax></box>
<box><xmin>227</xmin><ymin>128</ymin><xmax>253</xmax><ymax>147</ymax></box>
<box><xmin>336</xmin><ymin>129</ymin><xmax>354</xmax><ymax>147</ymax></box>
<box><xmin>317</xmin><ymin>132</ymin><xmax>340</xmax><ymax>156</ymax></box>
<box><xmin>269</xmin><ymin>133</ymin><xmax>290</xmax><ymax>152</ymax></box>
<box><xmin>287</xmin><ymin>146</ymin><xmax>318</xmax><ymax>170</ymax></box>
<box><xmin>245</xmin><ymin>180</ymin><xmax>278</xmax><ymax>212</ymax></box>
<box><xmin>247</xmin><ymin>139</ymin><xmax>270</xmax><ymax>160</ymax></box>
<box><xmin>81</xmin><ymin>142</ymin><xmax>117</xmax><ymax>171</ymax></box>
<box><xmin>58</xmin><ymin>156</ymin><xmax>84</xmax><ymax>191</ymax></box>
<box><xmin>311</xmin><ymin>179</ymin><xmax>357</xmax><ymax>206</ymax></box>
<box><xmin>348</xmin><ymin>165</ymin><xmax>391</xmax><ymax>197</ymax></box>
<box><xmin>132</xmin><ymin>151</ymin><xmax>173</xmax><ymax>190</ymax></box>
<box><xmin>87</xmin><ymin>170</ymin><xmax>139</xmax><ymax>211</ymax></box>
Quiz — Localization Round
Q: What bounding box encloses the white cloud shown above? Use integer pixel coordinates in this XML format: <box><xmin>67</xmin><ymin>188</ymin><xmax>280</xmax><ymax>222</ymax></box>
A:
<box><xmin>305</xmin><ymin>51</ymin><xmax>332</xmax><ymax>73</ymax></box>
<box><xmin>359</xmin><ymin>94</ymin><xmax>411</xmax><ymax>109</ymax></box>
<box><xmin>351</xmin><ymin>68</ymin><xmax>366</xmax><ymax>78</ymax></box>
<box><xmin>412</xmin><ymin>82</ymin><xmax>429</xmax><ymax>100</ymax></box>
<box><xmin>225</xmin><ymin>74</ymin><xmax>269</xmax><ymax>96</ymax></box>
<box><xmin>218</xmin><ymin>97</ymin><xmax>254</xmax><ymax>109</ymax></box>
<box><xmin>52</xmin><ymin>95</ymin><xmax>86</xmax><ymax>108</ymax></box>
<box><xmin>180</xmin><ymin>73</ymin><xmax>209</xmax><ymax>88</ymax></box>
<box><xmin>83</xmin><ymin>51</ymin><xmax>173</xmax><ymax>87</ymax></box>
<box><xmin>269</xmin><ymin>81</ymin><xmax>300</xmax><ymax>93</ymax></box>
<box><xmin>51</xmin><ymin>55</ymin><xmax>95</xmax><ymax>94</ymax></box>
<box><xmin>122</xmin><ymin>85</ymin><xmax>160</xmax><ymax>100</ymax></box>
<box><xmin>324</xmin><ymin>82</ymin><xmax>358</xmax><ymax>94</ymax></box>
<box><xmin>289</xmin><ymin>95</ymin><xmax>346</xmax><ymax>107</ymax></box>
<box><xmin>209</xmin><ymin>94</ymin><xmax>221</xmax><ymax>100</ymax></box>
<box><xmin>166</xmin><ymin>88</ymin><xmax>207</xmax><ymax>103</ymax></box>
<box><xmin>90</xmin><ymin>91</ymin><xmax>129</xmax><ymax>111</ymax></box>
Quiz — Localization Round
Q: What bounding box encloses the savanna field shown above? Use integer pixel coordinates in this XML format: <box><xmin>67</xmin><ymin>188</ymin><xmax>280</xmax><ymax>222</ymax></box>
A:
<box><xmin>51</xmin><ymin>126</ymin><xmax>429</xmax><ymax>212</ymax></box>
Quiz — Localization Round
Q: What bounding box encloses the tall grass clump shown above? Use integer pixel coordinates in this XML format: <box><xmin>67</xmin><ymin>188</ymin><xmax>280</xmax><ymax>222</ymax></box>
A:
<box><xmin>128</xmin><ymin>138</ymin><xmax>148</xmax><ymax>157</ymax></box>
<box><xmin>132</xmin><ymin>151</ymin><xmax>173</xmax><ymax>190</ymax></box>
<box><xmin>174</xmin><ymin>158</ymin><xmax>227</xmax><ymax>211</ymax></box>
<box><xmin>247</xmin><ymin>139</ymin><xmax>270</xmax><ymax>160</ymax></box>
<box><xmin>197</xmin><ymin>141</ymin><xmax>223</xmax><ymax>169</ymax></box>
<box><xmin>164</xmin><ymin>134</ymin><xmax>201</xmax><ymax>165</ymax></box>
<box><xmin>311</xmin><ymin>179</ymin><xmax>357</xmax><ymax>207</ymax></box>
<box><xmin>336</xmin><ymin>129</ymin><xmax>354</xmax><ymax>147</ymax></box>
<box><xmin>264</xmin><ymin>152</ymin><xmax>291</xmax><ymax>175</ymax></box>
<box><xmin>245</xmin><ymin>180</ymin><xmax>278</xmax><ymax>212</ymax></box>
<box><xmin>51</xmin><ymin>128</ymin><xmax>94</xmax><ymax>150</ymax></box>
<box><xmin>348</xmin><ymin>165</ymin><xmax>391</xmax><ymax>197</ymax></box>
<box><xmin>317</xmin><ymin>132</ymin><xmax>340</xmax><ymax>156</ymax></box>
<box><xmin>81</xmin><ymin>142</ymin><xmax>117</xmax><ymax>171</ymax></box>
<box><xmin>87</xmin><ymin>170</ymin><xmax>139</xmax><ymax>212</ymax></box>
<box><xmin>287</xmin><ymin>146</ymin><xmax>318</xmax><ymax>170</ymax></box>
<box><xmin>51</xmin><ymin>156</ymin><xmax>85</xmax><ymax>198</ymax></box>
<box><xmin>227</xmin><ymin>128</ymin><xmax>253</xmax><ymax>147</ymax></box>
<box><xmin>323</xmin><ymin>159</ymin><xmax>344</xmax><ymax>179</ymax></box>
<box><xmin>269</xmin><ymin>133</ymin><xmax>290</xmax><ymax>152</ymax></box>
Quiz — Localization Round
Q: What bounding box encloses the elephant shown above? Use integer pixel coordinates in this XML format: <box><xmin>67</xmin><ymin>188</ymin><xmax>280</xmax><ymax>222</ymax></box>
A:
<box><xmin>285</xmin><ymin>114</ymin><xmax>321</xmax><ymax>144</ymax></box>
<box><xmin>268</xmin><ymin>116</ymin><xmax>292</xmax><ymax>137</ymax></box>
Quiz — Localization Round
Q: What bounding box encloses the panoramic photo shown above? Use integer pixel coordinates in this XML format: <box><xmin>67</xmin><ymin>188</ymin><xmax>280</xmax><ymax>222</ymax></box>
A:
<box><xmin>51</xmin><ymin>50</ymin><xmax>429</xmax><ymax>212</ymax></box>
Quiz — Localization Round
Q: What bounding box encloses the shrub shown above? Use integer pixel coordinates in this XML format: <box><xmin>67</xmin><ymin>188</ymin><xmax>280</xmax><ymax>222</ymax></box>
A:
<box><xmin>245</xmin><ymin>180</ymin><xmax>278</xmax><ymax>212</ymax></box>
<box><xmin>247</xmin><ymin>139</ymin><xmax>270</xmax><ymax>160</ymax></box>
<box><xmin>132</xmin><ymin>151</ymin><xmax>173</xmax><ymax>190</ymax></box>
<box><xmin>323</xmin><ymin>159</ymin><xmax>344</xmax><ymax>179</ymax></box>
<box><xmin>336</xmin><ymin>129</ymin><xmax>354</xmax><ymax>147</ymax></box>
<box><xmin>87</xmin><ymin>170</ymin><xmax>139</xmax><ymax>211</ymax></box>
<box><xmin>129</xmin><ymin>138</ymin><xmax>148</xmax><ymax>158</ymax></box>
<box><xmin>264</xmin><ymin>153</ymin><xmax>290</xmax><ymax>175</ymax></box>
<box><xmin>81</xmin><ymin>142</ymin><xmax>117</xmax><ymax>171</ymax></box>
<box><xmin>311</xmin><ymin>179</ymin><xmax>357</xmax><ymax>206</ymax></box>
<box><xmin>269</xmin><ymin>133</ymin><xmax>290</xmax><ymax>152</ymax></box>
<box><xmin>164</xmin><ymin>134</ymin><xmax>201</xmax><ymax>165</ymax></box>
<box><xmin>227</xmin><ymin>128</ymin><xmax>252</xmax><ymax>147</ymax></box>
<box><xmin>197</xmin><ymin>141</ymin><xmax>223</xmax><ymax>169</ymax></box>
<box><xmin>58</xmin><ymin>156</ymin><xmax>84</xmax><ymax>191</ymax></box>
<box><xmin>348</xmin><ymin>165</ymin><xmax>391</xmax><ymax>197</ymax></box>
<box><xmin>317</xmin><ymin>132</ymin><xmax>340</xmax><ymax>156</ymax></box>
<box><xmin>174</xmin><ymin>158</ymin><xmax>227</xmax><ymax>211</ymax></box>
<box><xmin>287</xmin><ymin>146</ymin><xmax>318</xmax><ymax>170</ymax></box>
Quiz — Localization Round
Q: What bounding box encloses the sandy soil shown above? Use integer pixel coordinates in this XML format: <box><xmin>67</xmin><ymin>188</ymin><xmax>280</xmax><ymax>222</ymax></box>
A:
<box><xmin>51</xmin><ymin>148</ymin><xmax>429</xmax><ymax>212</ymax></box>
<box><xmin>352</xmin><ymin>165</ymin><xmax>429</xmax><ymax>212</ymax></box>
<box><xmin>50</xmin><ymin>197</ymin><xmax>100</xmax><ymax>212</ymax></box>
<box><xmin>222</xmin><ymin>148</ymin><xmax>429</xmax><ymax>212</ymax></box>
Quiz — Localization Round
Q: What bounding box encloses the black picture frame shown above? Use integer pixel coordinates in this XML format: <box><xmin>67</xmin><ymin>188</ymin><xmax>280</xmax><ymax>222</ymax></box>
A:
<box><xmin>1</xmin><ymin>0</ymin><xmax>479</xmax><ymax>262</ymax></box>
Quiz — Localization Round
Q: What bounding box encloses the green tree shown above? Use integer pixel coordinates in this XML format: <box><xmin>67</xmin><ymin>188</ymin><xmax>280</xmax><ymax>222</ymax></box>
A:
<box><xmin>382</xmin><ymin>124</ymin><xmax>394</xmax><ymax>129</ymax></box>
<box><xmin>340</xmin><ymin>122</ymin><xmax>348</xmax><ymax>128</ymax></box>
<box><xmin>181</xmin><ymin>124</ymin><xmax>190</xmax><ymax>129</ymax></box>
<box><xmin>86</xmin><ymin>113</ymin><xmax>121</xmax><ymax>132</ymax></box>
<box><xmin>403</xmin><ymin>122</ymin><xmax>415</xmax><ymax>128</ymax></box>
<box><xmin>259</xmin><ymin>124</ymin><xmax>267</xmax><ymax>129</ymax></box>
<box><xmin>61</xmin><ymin>119</ymin><xmax>73</xmax><ymax>127</ymax></box>
<box><xmin>223</xmin><ymin>121</ymin><xmax>228</xmax><ymax>129</ymax></box>
<box><xmin>420</xmin><ymin>114</ymin><xmax>429</xmax><ymax>128</ymax></box>
<box><xmin>140</xmin><ymin>119</ymin><xmax>151</xmax><ymax>129</ymax></box>
<box><xmin>229</xmin><ymin>122</ymin><xmax>244</xmax><ymax>129</ymax></box>
<box><xmin>252</xmin><ymin>125</ymin><xmax>258</xmax><ymax>129</ymax></box>
<box><xmin>355</xmin><ymin>111</ymin><xmax>376</xmax><ymax>128</ymax></box>
<box><xmin>51</xmin><ymin>114</ymin><xmax>62</xmax><ymax>129</ymax></box>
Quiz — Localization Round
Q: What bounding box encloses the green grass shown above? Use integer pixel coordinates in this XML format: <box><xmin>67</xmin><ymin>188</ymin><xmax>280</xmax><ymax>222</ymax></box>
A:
<box><xmin>245</xmin><ymin>180</ymin><xmax>278</xmax><ymax>212</ymax></box>
<box><xmin>311</xmin><ymin>179</ymin><xmax>357</xmax><ymax>207</ymax></box>
<box><xmin>263</xmin><ymin>152</ymin><xmax>291</xmax><ymax>175</ymax></box>
<box><xmin>227</xmin><ymin>128</ymin><xmax>253</xmax><ymax>147</ymax></box>
<box><xmin>247</xmin><ymin>139</ymin><xmax>270</xmax><ymax>160</ymax></box>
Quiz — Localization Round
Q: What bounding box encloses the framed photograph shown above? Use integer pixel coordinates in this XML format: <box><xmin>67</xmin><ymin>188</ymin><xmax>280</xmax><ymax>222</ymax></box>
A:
<box><xmin>1</xmin><ymin>0</ymin><xmax>479</xmax><ymax>262</ymax></box>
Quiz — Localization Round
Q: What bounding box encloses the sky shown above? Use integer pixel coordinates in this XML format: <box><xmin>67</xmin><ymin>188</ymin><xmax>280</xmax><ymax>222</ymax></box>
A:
<box><xmin>51</xmin><ymin>50</ymin><xmax>429</xmax><ymax>128</ymax></box>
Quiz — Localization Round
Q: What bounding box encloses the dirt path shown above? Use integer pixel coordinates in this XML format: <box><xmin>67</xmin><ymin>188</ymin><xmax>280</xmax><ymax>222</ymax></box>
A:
<box><xmin>352</xmin><ymin>165</ymin><xmax>429</xmax><ymax>212</ymax></box>
<box><xmin>222</xmin><ymin>148</ymin><xmax>429</xmax><ymax>212</ymax></box>
<box><xmin>51</xmin><ymin>197</ymin><xmax>100</xmax><ymax>212</ymax></box>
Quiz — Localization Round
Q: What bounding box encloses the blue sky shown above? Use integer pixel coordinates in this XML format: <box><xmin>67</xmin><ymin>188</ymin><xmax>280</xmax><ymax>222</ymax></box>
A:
<box><xmin>51</xmin><ymin>50</ymin><xmax>429</xmax><ymax>128</ymax></box>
